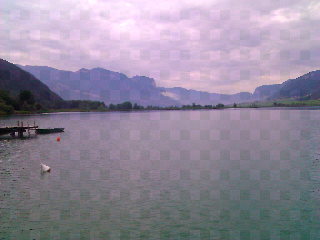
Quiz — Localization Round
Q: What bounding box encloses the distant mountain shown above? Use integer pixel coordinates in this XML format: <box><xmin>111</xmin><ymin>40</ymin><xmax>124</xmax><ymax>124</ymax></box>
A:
<box><xmin>159</xmin><ymin>71</ymin><xmax>320</xmax><ymax>104</ymax></box>
<box><xmin>268</xmin><ymin>70</ymin><xmax>320</xmax><ymax>100</ymax></box>
<box><xmin>251</xmin><ymin>84</ymin><xmax>282</xmax><ymax>100</ymax></box>
<box><xmin>17</xmin><ymin>64</ymin><xmax>266</xmax><ymax>106</ymax></box>
<box><xmin>18</xmin><ymin>64</ymin><xmax>320</xmax><ymax>106</ymax></box>
<box><xmin>159</xmin><ymin>87</ymin><xmax>253</xmax><ymax>106</ymax></box>
<box><xmin>161</xmin><ymin>71</ymin><xmax>320</xmax><ymax>104</ymax></box>
<box><xmin>0</xmin><ymin>59</ymin><xmax>62</xmax><ymax>103</ymax></box>
<box><xmin>18</xmin><ymin>65</ymin><xmax>180</xmax><ymax>107</ymax></box>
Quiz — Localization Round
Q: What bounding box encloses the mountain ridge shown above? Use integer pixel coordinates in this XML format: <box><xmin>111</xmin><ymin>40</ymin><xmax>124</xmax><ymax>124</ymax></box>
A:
<box><xmin>17</xmin><ymin>65</ymin><xmax>181</xmax><ymax>107</ymax></box>
<box><xmin>268</xmin><ymin>70</ymin><xmax>320</xmax><ymax>100</ymax></box>
<box><xmin>17</xmin><ymin>64</ymin><xmax>320</xmax><ymax>106</ymax></box>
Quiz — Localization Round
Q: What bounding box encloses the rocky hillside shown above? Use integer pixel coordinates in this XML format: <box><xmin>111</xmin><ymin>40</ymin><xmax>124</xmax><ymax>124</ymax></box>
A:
<box><xmin>268</xmin><ymin>70</ymin><xmax>320</xmax><ymax>100</ymax></box>
<box><xmin>18</xmin><ymin>65</ymin><xmax>180</xmax><ymax>107</ymax></box>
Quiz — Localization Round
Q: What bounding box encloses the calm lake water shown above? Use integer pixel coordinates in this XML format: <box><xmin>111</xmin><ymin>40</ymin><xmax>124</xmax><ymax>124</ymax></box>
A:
<box><xmin>0</xmin><ymin>109</ymin><xmax>319</xmax><ymax>239</ymax></box>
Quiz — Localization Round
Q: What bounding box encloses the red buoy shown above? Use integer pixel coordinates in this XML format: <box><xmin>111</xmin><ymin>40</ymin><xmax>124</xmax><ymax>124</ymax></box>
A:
<box><xmin>57</xmin><ymin>137</ymin><xmax>60</xmax><ymax>141</ymax></box>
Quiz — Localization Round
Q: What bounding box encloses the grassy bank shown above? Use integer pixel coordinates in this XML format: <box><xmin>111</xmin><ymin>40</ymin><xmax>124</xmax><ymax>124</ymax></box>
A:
<box><xmin>236</xmin><ymin>99</ymin><xmax>320</xmax><ymax>108</ymax></box>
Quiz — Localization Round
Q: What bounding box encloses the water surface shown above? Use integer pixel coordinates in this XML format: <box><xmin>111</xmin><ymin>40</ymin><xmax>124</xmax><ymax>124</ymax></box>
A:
<box><xmin>0</xmin><ymin>109</ymin><xmax>319</xmax><ymax>239</ymax></box>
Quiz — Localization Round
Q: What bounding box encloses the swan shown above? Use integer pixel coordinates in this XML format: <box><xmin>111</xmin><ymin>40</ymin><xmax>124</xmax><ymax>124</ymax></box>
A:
<box><xmin>41</xmin><ymin>163</ymin><xmax>51</xmax><ymax>172</ymax></box>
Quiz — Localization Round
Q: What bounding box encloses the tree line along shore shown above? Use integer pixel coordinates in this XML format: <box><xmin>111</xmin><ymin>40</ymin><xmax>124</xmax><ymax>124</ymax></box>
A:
<box><xmin>0</xmin><ymin>89</ymin><xmax>227</xmax><ymax>115</ymax></box>
<box><xmin>1</xmin><ymin>90</ymin><xmax>319</xmax><ymax>116</ymax></box>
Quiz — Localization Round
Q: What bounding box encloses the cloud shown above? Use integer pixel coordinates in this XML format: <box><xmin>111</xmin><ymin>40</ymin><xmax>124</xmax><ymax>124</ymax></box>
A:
<box><xmin>1</xmin><ymin>0</ymin><xmax>319</xmax><ymax>94</ymax></box>
<box><xmin>160</xmin><ymin>91</ymin><xmax>180</xmax><ymax>100</ymax></box>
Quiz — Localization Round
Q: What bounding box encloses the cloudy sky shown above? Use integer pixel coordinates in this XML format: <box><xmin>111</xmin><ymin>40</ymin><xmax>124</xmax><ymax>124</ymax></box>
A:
<box><xmin>1</xmin><ymin>0</ymin><xmax>319</xmax><ymax>94</ymax></box>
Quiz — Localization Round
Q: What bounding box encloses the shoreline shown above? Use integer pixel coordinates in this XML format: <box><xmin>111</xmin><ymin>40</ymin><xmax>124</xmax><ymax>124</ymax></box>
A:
<box><xmin>2</xmin><ymin>105</ymin><xmax>320</xmax><ymax>117</ymax></box>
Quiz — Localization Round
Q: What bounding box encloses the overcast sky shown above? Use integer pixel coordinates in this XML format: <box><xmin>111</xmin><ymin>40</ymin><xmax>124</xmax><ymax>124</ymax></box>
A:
<box><xmin>1</xmin><ymin>0</ymin><xmax>319</xmax><ymax>94</ymax></box>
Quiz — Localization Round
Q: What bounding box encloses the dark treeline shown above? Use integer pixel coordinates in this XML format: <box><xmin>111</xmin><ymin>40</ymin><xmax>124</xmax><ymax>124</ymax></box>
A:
<box><xmin>48</xmin><ymin>100</ymin><xmax>107</xmax><ymax>111</ymax></box>
<box><xmin>181</xmin><ymin>103</ymin><xmax>225</xmax><ymax>109</ymax></box>
<box><xmin>0</xmin><ymin>90</ymin><xmax>18</xmax><ymax>114</ymax></box>
<box><xmin>0</xmin><ymin>90</ymin><xmax>108</xmax><ymax>115</ymax></box>
<box><xmin>0</xmin><ymin>90</ymin><xmax>40</xmax><ymax>114</ymax></box>
<box><xmin>0</xmin><ymin>90</ymin><xmax>145</xmax><ymax>114</ymax></box>
<box><xmin>109</xmin><ymin>101</ymin><xmax>134</xmax><ymax>110</ymax></box>
<box><xmin>143</xmin><ymin>103</ymin><xmax>225</xmax><ymax>110</ymax></box>
<box><xmin>273</xmin><ymin>101</ymin><xmax>306</xmax><ymax>107</ymax></box>
<box><xmin>0</xmin><ymin>90</ymin><xmax>228</xmax><ymax>115</ymax></box>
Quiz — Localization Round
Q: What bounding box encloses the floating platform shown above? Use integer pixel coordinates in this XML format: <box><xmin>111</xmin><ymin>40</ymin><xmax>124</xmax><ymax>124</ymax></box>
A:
<box><xmin>36</xmin><ymin>128</ymin><xmax>64</xmax><ymax>134</ymax></box>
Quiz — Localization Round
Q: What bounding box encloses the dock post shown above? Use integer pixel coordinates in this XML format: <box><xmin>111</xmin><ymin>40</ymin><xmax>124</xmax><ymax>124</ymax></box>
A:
<box><xmin>34</xmin><ymin>121</ymin><xmax>37</xmax><ymax>137</ymax></box>
<box><xmin>18</xmin><ymin>122</ymin><xmax>23</xmax><ymax>138</ymax></box>
<box><xmin>18</xmin><ymin>128</ymin><xmax>23</xmax><ymax>138</ymax></box>
<box><xmin>18</xmin><ymin>121</ymin><xmax>19</xmax><ymax>126</ymax></box>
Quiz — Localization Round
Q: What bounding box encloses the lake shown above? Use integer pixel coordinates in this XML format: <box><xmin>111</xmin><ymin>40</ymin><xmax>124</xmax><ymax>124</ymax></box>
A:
<box><xmin>0</xmin><ymin>109</ymin><xmax>319</xmax><ymax>239</ymax></box>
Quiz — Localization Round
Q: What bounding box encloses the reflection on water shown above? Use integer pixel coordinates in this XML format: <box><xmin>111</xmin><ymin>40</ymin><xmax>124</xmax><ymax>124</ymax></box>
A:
<box><xmin>0</xmin><ymin>109</ymin><xmax>320</xmax><ymax>239</ymax></box>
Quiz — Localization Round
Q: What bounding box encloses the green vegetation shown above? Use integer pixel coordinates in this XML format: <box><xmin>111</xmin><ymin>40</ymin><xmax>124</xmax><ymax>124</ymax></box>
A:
<box><xmin>143</xmin><ymin>103</ymin><xmax>226</xmax><ymax>110</ymax></box>
<box><xmin>2</xmin><ymin>89</ymin><xmax>320</xmax><ymax>116</ymax></box>
<box><xmin>0</xmin><ymin>91</ymin><xmax>16</xmax><ymax>115</ymax></box>
<box><xmin>46</xmin><ymin>100</ymin><xmax>107</xmax><ymax>111</ymax></box>
<box><xmin>109</xmin><ymin>101</ymin><xmax>135</xmax><ymax>110</ymax></box>
<box><xmin>0</xmin><ymin>90</ymin><xmax>109</xmax><ymax>115</ymax></box>
<box><xmin>19</xmin><ymin>89</ymin><xmax>35</xmax><ymax>105</ymax></box>
<box><xmin>180</xmin><ymin>103</ymin><xmax>224</xmax><ymax>109</ymax></box>
<box><xmin>236</xmin><ymin>98</ymin><xmax>320</xmax><ymax>108</ymax></box>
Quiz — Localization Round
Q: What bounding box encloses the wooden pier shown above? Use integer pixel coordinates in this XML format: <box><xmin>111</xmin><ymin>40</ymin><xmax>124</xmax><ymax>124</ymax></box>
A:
<box><xmin>0</xmin><ymin>121</ymin><xmax>38</xmax><ymax>138</ymax></box>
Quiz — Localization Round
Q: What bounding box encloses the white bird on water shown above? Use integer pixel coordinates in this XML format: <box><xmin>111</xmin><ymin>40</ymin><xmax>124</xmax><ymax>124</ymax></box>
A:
<box><xmin>41</xmin><ymin>163</ymin><xmax>50</xmax><ymax>172</ymax></box>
